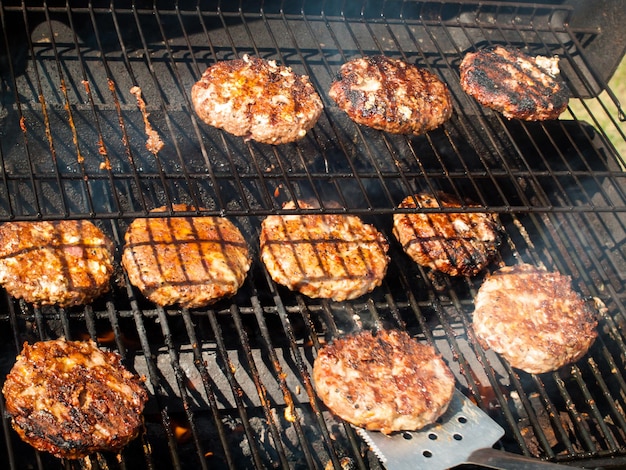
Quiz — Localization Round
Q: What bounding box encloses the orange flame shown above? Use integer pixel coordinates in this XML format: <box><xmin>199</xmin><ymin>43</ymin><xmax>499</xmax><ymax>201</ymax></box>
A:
<box><xmin>172</xmin><ymin>419</ymin><xmax>192</xmax><ymax>443</ymax></box>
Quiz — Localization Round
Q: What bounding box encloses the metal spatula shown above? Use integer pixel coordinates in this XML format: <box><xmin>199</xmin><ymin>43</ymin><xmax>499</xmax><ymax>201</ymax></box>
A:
<box><xmin>357</xmin><ymin>390</ymin><xmax>567</xmax><ymax>469</ymax></box>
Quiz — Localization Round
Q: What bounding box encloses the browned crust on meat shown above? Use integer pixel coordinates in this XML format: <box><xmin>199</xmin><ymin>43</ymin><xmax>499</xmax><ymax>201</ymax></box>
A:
<box><xmin>392</xmin><ymin>192</ymin><xmax>501</xmax><ymax>277</ymax></box>
<box><xmin>459</xmin><ymin>45</ymin><xmax>570</xmax><ymax>121</ymax></box>
<box><xmin>2</xmin><ymin>339</ymin><xmax>148</xmax><ymax>459</ymax></box>
<box><xmin>191</xmin><ymin>54</ymin><xmax>323</xmax><ymax>144</ymax></box>
<box><xmin>329</xmin><ymin>55</ymin><xmax>453</xmax><ymax>135</ymax></box>
<box><xmin>259</xmin><ymin>201</ymin><xmax>389</xmax><ymax>301</ymax></box>
<box><xmin>122</xmin><ymin>204</ymin><xmax>251</xmax><ymax>308</ymax></box>
<box><xmin>0</xmin><ymin>220</ymin><xmax>114</xmax><ymax>306</ymax></box>
<box><xmin>472</xmin><ymin>264</ymin><xmax>597</xmax><ymax>373</ymax></box>
<box><xmin>313</xmin><ymin>329</ymin><xmax>455</xmax><ymax>434</ymax></box>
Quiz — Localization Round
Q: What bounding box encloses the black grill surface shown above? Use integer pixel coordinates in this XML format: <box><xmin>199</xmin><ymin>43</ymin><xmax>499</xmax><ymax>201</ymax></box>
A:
<box><xmin>0</xmin><ymin>1</ymin><xmax>626</xmax><ymax>469</ymax></box>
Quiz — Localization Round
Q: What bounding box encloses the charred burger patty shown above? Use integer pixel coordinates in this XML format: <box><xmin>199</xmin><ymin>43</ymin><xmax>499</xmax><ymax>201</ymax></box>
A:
<box><xmin>459</xmin><ymin>45</ymin><xmax>570</xmax><ymax>121</ymax></box>
<box><xmin>191</xmin><ymin>54</ymin><xmax>323</xmax><ymax>144</ymax></box>
<box><xmin>0</xmin><ymin>220</ymin><xmax>114</xmax><ymax>307</ymax></box>
<box><xmin>2</xmin><ymin>339</ymin><xmax>148</xmax><ymax>459</ymax></box>
<box><xmin>472</xmin><ymin>264</ymin><xmax>597</xmax><ymax>374</ymax></box>
<box><xmin>392</xmin><ymin>192</ymin><xmax>501</xmax><ymax>277</ymax></box>
<box><xmin>329</xmin><ymin>55</ymin><xmax>453</xmax><ymax>135</ymax></box>
<box><xmin>313</xmin><ymin>329</ymin><xmax>455</xmax><ymax>434</ymax></box>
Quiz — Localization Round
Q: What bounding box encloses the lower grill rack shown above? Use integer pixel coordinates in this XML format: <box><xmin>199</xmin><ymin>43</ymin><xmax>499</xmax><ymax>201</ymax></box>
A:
<box><xmin>3</xmin><ymin>203</ymin><xmax>626</xmax><ymax>469</ymax></box>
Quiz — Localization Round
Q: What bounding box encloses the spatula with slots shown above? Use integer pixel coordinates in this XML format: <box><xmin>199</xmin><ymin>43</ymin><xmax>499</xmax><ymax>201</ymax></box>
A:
<box><xmin>357</xmin><ymin>390</ymin><xmax>568</xmax><ymax>470</ymax></box>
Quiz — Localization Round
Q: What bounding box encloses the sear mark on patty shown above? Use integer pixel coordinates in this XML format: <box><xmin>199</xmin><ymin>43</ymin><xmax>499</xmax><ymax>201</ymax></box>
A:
<box><xmin>0</xmin><ymin>220</ymin><xmax>114</xmax><ymax>307</ymax></box>
<box><xmin>122</xmin><ymin>204</ymin><xmax>251</xmax><ymax>308</ymax></box>
<box><xmin>392</xmin><ymin>192</ymin><xmax>502</xmax><ymax>277</ymax></box>
<box><xmin>460</xmin><ymin>45</ymin><xmax>570</xmax><ymax>121</ymax></box>
<box><xmin>260</xmin><ymin>200</ymin><xmax>389</xmax><ymax>301</ymax></box>
<box><xmin>329</xmin><ymin>55</ymin><xmax>453</xmax><ymax>135</ymax></box>
<box><xmin>2</xmin><ymin>339</ymin><xmax>148</xmax><ymax>460</ymax></box>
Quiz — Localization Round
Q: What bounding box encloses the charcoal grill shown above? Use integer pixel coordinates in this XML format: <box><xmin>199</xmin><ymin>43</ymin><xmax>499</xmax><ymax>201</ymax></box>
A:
<box><xmin>1</xmin><ymin>0</ymin><xmax>626</xmax><ymax>468</ymax></box>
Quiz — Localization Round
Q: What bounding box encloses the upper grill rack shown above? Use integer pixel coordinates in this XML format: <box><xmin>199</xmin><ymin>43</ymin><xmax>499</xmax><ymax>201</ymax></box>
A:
<box><xmin>0</xmin><ymin>0</ymin><xmax>625</xmax><ymax>220</ymax></box>
<box><xmin>1</xmin><ymin>1</ymin><xmax>626</xmax><ymax>469</ymax></box>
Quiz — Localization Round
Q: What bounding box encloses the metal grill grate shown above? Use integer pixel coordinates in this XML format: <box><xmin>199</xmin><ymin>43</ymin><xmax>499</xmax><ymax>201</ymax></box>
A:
<box><xmin>1</xmin><ymin>1</ymin><xmax>626</xmax><ymax>469</ymax></box>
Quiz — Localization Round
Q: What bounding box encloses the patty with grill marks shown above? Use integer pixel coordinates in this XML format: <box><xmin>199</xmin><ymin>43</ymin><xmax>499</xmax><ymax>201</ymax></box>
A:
<box><xmin>191</xmin><ymin>54</ymin><xmax>323</xmax><ymax>144</ymax></box>
<box><xmin>3</xmin><ymin>339</ymin><xmax>148</xmax><ymax>459</ymax></box>
<box><xmin>392</xmin><ymin>192</ymin><xmax>502</xmax><ymax>277</ymax></box>
<box><xmin>313</xmin><ymin>329</ymin><xmax>455</xmax><ymax>434</ymax></box>
<box><xmin>122</xmin><ymin>204</ymin><xmax>251</xmax><ymax>308</ymax></box>
<box><xmin>472</xmin><ymin>264</ymin><xmax>597</xmax><ymax>374</ymax></box>
<box><xmin>460</xmin><ymin>45</ymin><xmax>570</xmax><ymax>121</ymax></box>
<box><xmin>329</xmin><ymin>55</ymin><xmax>453</xmax><ymax>135</ymax></box>
<box><xmin>0</xmin><ymin>220</ymin><xmax>114</xmax><ymax>307</ymax></box>
<box><xmin>260</xmin><ymin>201</ymin><xmax>389</xmax><ymax>301</ymax></box>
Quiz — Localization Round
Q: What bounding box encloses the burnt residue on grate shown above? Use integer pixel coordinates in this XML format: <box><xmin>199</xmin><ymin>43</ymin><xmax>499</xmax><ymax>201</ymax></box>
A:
<box><xmin>0</xmin><ymin>1</ymin><xmax>626</xmax><ymax>469</ymax></box>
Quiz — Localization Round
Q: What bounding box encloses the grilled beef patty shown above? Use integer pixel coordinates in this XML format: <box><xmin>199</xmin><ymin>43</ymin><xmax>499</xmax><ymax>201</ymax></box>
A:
<box><xmin>3</xmin><ymin>339</ymin><xmax>148</xmax><ymax>459</ymax></box>
<box><xmin>392</xmin><ymin>192</ymin><xmax>501</xmax><ymax>277</ymax></box>
<box><xmin>260</xmin><ymin>201</ymin><xmax>389</xmax><ymax>301</ymax></box>
<box><xmin>460</xmin><ymin>45</ymin><xmax>570</xmax><ymax>120</ymax></box>
<box><xmin>472</xmin><ymin>264</ymin><xmax>597</xmax><ymax>374</ymax></box>
<box><xmin>0</xmin><ymin>220</ymin><xmax>114</xmax><ymax>307</ymax></box>
<box><xmin>329</xmin><ymin>55</ymin><xmax>453</xmax><ymax>135</ymax></box>
<box><xmin>313</xmin><ymin>329</ymin><xmax>455</xmax><ymax>434</ymax></box>
<box><xmin>191</xmin><ymin>54</ymin><xmax>323</xmax><ymax>144</ymax></box>
<box><xmin>122</xmin><ymin>205</ymin><xmax>251</xmax><ymax>308</ymax></box>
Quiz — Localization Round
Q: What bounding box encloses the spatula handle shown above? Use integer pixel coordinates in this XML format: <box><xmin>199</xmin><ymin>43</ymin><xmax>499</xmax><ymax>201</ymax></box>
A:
<box><xmin>468</xmin><ymin>448</ymin><xmax>569</xmax><ymax>469</ymax></box>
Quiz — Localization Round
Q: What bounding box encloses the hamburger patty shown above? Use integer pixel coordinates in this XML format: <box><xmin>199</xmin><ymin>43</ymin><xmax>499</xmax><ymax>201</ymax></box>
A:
<box><xmin>122</xmin><ymin>205</ymin><xmax>251</xmax><ymax>308</ymax></box>
<box><xmin>392</xmin><ymin>192</ymin><xmax>501</xmax><ymax>277</ymax></box>
<box><xmin>0</xmin><ymin>220</ymin><xmax>114</xmax><ymax>307</ymax></box>
<box><xmin>329</xmin><ymin>55</ymin><xmax>453</xmax><ymax>135</ymax></box>
<box><xmin>2</xmin><ymin>339</ymin><xmax>148</xmax><ymax>459</ymax></box>
<box><xmin>460</xmin><ymin>45</ymin><xmax>570</xmax><ymax>121</ymax></box>
<box><xmin>313</xmin><ymin>329</ymin><xmax>455</xmax><ymax>434</ymax></box>
<box><xmin>472</xmin><ymin>264</ymin><xmax>598</xmax><ymax>374</ymax></box>
<box><xmin>191</xmin><ymin>54</ymin><xmax>323</xmax><ymax>144</ymax></box>
<box><xmin>260</xmin><ymin>201</ymin><xmax>389</xmax><ymax>301</ymax></box>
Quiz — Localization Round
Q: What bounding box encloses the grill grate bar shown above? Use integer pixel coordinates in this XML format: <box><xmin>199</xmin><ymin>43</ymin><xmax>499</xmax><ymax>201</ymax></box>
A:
<box><xmin>392</xmin><ymin>22</ymin><xmax>511</xmax><ymax>208</ymax></box>
<box><xmin>128</xmin><ymin>302</ymin><xmax>179</xmax><ymax>469</ymax></box>
<box><xmin>417</xmin><ymin>16</ymin><xmax>550</xmax><ymax>210</ymax></box>
<box><xmin>435</xmin><ymin>21</ymin><xmax>565</xmax><ymax>210</ymax></box>
<box><xmin>4</xmin><ymin>6</ymin><xmax>53</xmax><ymax>219</ymax></box>
<box><xmin>260</xmin><ymin>8</ymin><xmax>389</xmax><ymax>213</ymax></box>
<box><xmin>154</xmin><ymin>306</ymin><xmax>210</xmax><ymax>470</ymax></box>
<box><xmin>228</xmin><ymin>303</ymin><xmax>294</xmax><ymax>469</ymax></box>
<box><xmin>4</xmin><ymin>2</ymin><xmax>626</xmax><ymax>219</ymax></box>
<box><xmin>125</xmin><ymin>6</ymin><xmax>190</xmax><ymax>213</ymax></box>
<box><xmin>584</xmin><ymin>356</ymin><xmax>626</xmax><ymax>445</ymax></box>
<box><xmin>431</xmin><ymin>9</ymin><xmax>596</xmax><ymax>210</ymax></box>
<box><xmin>530</xmin><ymin>374</ymin><xmax>578</xmax><ymax>455</ymax></box>
<box><xmin>252</xmin><ymin>305</ymin><xmax>327</xmax><ymax>469</ymax></box>
<box><xmin>148</xmin><ymin>5</ymin><xmax>232</xmax><ymax>214</ymax></box>
<box><xmin>257</xmin><ymin>269</ymin><xmax>362</xmax><ymax>470</ymax></box>
<box><xmin>179</xmin><ymin>308</ymin><xmax>239</xmax><ymax>468</ymax></box>
<box><xmin>204</xmin><ymin>308</ymin><xmax>268</xmax><ymax>469</ymax></box>
<box><xmin>295</xmin><ymin>299</ymin><xmax>361</xmax><ymax>470</ymax></box>
<box><xmin>43</xmin><ymin>5</ymin><xmax>100</xmax><ymax>218</ymax></box>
